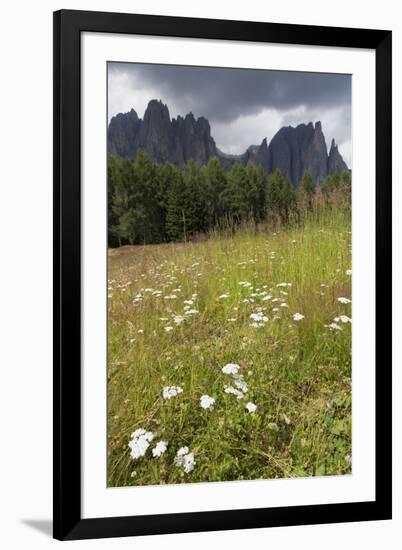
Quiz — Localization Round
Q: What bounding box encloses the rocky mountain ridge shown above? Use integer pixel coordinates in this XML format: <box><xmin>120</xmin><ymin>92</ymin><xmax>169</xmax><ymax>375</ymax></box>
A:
<box><xmin>108</xmin><ymin>99</ymin><xmax>348</xmax><ymax>187</ymax></box>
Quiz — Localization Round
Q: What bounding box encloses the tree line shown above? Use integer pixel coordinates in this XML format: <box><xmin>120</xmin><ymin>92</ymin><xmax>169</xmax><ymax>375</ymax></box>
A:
<box><xmin>108</xmin><ymin>150</ymin><xmax>351</xmax><ymax>247</ymax></box>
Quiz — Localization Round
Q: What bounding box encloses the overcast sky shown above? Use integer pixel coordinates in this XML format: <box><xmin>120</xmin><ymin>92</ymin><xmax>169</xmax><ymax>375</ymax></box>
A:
<box><xmin>108</xmin><ymin>62</ymin><xmax>352</xmax><ymax>167</ymax></box>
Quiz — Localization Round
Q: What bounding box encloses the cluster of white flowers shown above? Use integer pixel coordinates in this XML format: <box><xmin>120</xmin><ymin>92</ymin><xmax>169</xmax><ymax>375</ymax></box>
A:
<box><xmin>184</xmin><ymin>308</ymin><xmax>199</xmax><ymax>316</ymax></box>
<box><xmin>218</xmin><ymin>293</ymin><xmax>230</xmax><ymax>300</ymax></box>
<box><xmin>128</xmin><ymin>429</ymin><xmax>154</xmax><ymax>460</ymax></box>
<box><xmin>162</xmin><ymin>386</ymin><xmax>183</xmax><ymax>399</ymax></box>
<box><xmin>222</xmin><ymin>363</ymin><xmax>240</xmax><ymax>375</ymax></box>
<box><xmin>293</xmin><ymin>312</ymin><xmax>304</xmax><ymax>321</ymax></box>
<box><xmin>239</xmin><ymin>281</ymin><xmax>252</xmax><ymax>288</ymax></box>
<box><xmin>334</xmin><ymin>315</ymin><xmax>352</xmax><ymax>324</ymax></box>
<box><xmin>200</xmin><ymin>395</ymin><xmax>215</xmax><ymax>410</ymax></box>
<box><xmin>222</xmin><ymin>362</ymin><xmax>250</xmax><ymax>400</ymax></box>
<box><xmin>338</xmin><ymin>297</ymin><xmax>351</xmax><ymax>304</ymax></box>
<box><xmin>325</xmin><ymin>322</ymin><xmax>342</xmax><ymax>331</ymax></box>
<box><xmin>245</xmin><ymin>402</ymin><xmax>257</xmax><ymax>413</ymax></box>
<box><xmin>152</xmin><ymin>440</ymin><xmax>168</xmax><ymax>458</ymax></box>
<box><xmin>173</xmin><ymin>315</ymin><xmax>185</xmax><ymax>325</ymax></box>
<box><xmin>250</xmin><ymin>309</ymin><xmax>268</xmax><ymax>328</ymax></box>
<box><xmin>164</xmin><ymin>294</ymin><xmax>178</xmax><ymax>300</ymax></box>
<box><xmin>174</xmin><ymin>446</ymin><xmax>196</xmax><ymax>473</ymax></box>
<box><xmin>224</xmin><ymin>385</ymin><xmax>245</xmax><ymax>399</ymax></box>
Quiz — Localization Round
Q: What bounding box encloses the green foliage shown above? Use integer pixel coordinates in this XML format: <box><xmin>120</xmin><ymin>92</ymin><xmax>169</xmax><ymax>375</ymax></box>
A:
<box><xmin>266</xmin><ymin>169</ymin><xmax>297</xmax><ymax>224</ymax></box>
<box><xmin>108</xmin><ymin>152</ymin><xmax>349</xmax><ymax>246</ymax></box>
<box><xmin>108</xmin><ymin>209</ymin><xmax>352</xmax><ymax>486</ymax></box>
<box><xmin>300</xmin><ymin>171</ymin><xmax>315</xmax><ymax>195</ymax></box>
<box><xmin>322</xmin><ymin>170</ymin><xmax>351</xmax><ymax>194</ymax></box>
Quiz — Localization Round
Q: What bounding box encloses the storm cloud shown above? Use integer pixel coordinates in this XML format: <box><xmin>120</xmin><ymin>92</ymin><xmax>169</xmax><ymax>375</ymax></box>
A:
<box><xmin>108</xmin><ymin>62</ymin><xmax>352</xmax><ymax>166</ymax></box>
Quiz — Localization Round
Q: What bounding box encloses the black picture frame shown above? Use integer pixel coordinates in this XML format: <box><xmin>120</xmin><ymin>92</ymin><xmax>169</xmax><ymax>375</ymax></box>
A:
<box><xmin>53</xmin><ymin>9</ymin><xmax>392</xmax><ymax>541</ymax></box>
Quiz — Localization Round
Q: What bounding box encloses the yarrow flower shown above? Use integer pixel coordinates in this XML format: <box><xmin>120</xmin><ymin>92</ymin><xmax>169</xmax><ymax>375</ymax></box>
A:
<box><xmin>162</xmin><ymin>386</ymin><xmax>183</xmax><ymax>399</ymax></box>
<box><xmin>174</xmin><ymin>446</ymin><xmax>196</xmax><ymax>473</ymax></box>
<box><xmin>218</xmin><ymin>293</ymin><xmax>230</xmax><ymax>299</ymax></box>
<box><xmin>164</xmin><ymin>326</ymin><xmax>173</xmax><ymax>332</ymax></box>
<box><xmin>222</xmin><ymin>363</ymin><xmax>241</xmax><ymax>375</ymax></box>
<box><xmin>338</xmin><ymin>297</ymin><xmax>351</xmax><ymax>304</ymax></box>
<box><xmin>224</xmin><ymin>385</ymin><xmax>245</xmax><ymax>399</ymax></box>
<box><xmin>250</xmin><ymin>312</ymin><xmax>268</xmax><ymax>322</ymax></box>
<box><xmin>239</xmin><ymin>281</ymin><xmax>252</xmax><ymax>288</ymax></box>
<box><xmin>293</xmin><ymin>312</ymin><xmax>304</xmax><ymax>321</ymax></box>
<box><xmin>245</xmin><ymin>402</ymin><xmax>257</xmax><ymax>413</ymax></box>
<box><xmin>184</xmin><ymin>308</ymin><xmax>199</xmax><ymax>316</ymax></box>
<box><xmin>234</xmin><ymin>377</ymin><xmax>248</xmax><ymax>393</ymax></box>
<box><xmin>200</xmin><ymin>395</ymin><xmax>215</xmax><ymax>410</ymax></box>
<box><xmin>173</xmin><ymin>315</ymin><xmax>185</xmax><ymax>325</ymax></box>
<box><xmin>152</xmin><ymin>440</ymin><xmax>168</xmax><ymax>458</ymax></box>
<box><xmin>128</xmin><ymin>429</ymin><xmax>154</xmax><ymax>460</ymax></box>
<box><xmin>325</xmin><ymin>322</ymin><xmax>342</xmax><ymax>331</ymax></box>
<box><xmin>339</xmin><ymin>315</ymin><xmax>352</xmax><ymax>323</ymax></box>
<box><xmin>346</xmin><ymin>269</ymin><xmax>352</xmax><ymax>276</ymax></box>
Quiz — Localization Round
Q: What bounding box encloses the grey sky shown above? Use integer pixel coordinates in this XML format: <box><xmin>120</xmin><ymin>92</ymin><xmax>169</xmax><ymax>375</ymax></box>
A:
<box><xmin>108</xmin><ymin>62</ymin><xmax>352</xmax><ymax>166</ymax></box>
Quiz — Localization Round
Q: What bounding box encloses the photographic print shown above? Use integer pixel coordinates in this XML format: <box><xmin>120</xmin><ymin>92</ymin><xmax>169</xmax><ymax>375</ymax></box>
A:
<box><xmin>107</xmin><ymin>62</ymin><xmax>352</xmax><ymax>487</ymax></box>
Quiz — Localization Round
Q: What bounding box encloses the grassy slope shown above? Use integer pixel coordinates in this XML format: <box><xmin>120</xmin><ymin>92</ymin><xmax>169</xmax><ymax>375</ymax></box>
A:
<box><xmin>107</xmin><ymin>208</ymin><xmax>352</xmax><ymax>486</ymax></box>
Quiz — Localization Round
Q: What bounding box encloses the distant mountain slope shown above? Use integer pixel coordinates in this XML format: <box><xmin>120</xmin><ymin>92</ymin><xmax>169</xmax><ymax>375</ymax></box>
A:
<box><xmin>108</xmin><ymin>99</ymin><xmax>348</xmax><ymax>187</ymax></box>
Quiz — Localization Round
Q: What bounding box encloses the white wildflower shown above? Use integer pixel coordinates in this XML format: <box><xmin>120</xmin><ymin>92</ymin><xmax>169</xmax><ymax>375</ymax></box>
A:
<box><xmin>234</xmin><ymin>377</ymin><xmax>248</xmax><ymax>393</ymax></box>
<box><xmin>250</xmin><ymin>312</ymin><xmax>268</xmax><ymax>323</ymax></box>
<box><xmin>293</xmin><ymin>313</ymin><xmax>304</xmax><ymax>321</ymax></box>
<box><xmin>339</xmin><ymin>315</ymin><xmax>352</xmax><ymax>323</ymax></box>
<box><xmin>219</xmin><ymin>293</ymin><xmax>230</xmax><ymax>299</ymax></box>
<box><xmin>200</xmin><ymin>395</ymin><xmax>215</xmax><ymax>410</ymax></box>
<box><xmin>227</xmin><ymin>318</ymin><xmax>237</xmax><ymax>322</ymax></box>
<box><xmin>162</xmin><ymin>386</ymin><xmax>183</xmax><ymax>399</ymax></box>
<box><xmin>173</xmin><ymin>315</ymin><xmax>185</xmax><ymax>325</ymax></box>
<box><xmin>184</xmin><ymin>308</ymin><xmax>199</xmax><ymax>316</ymax></box>
<box><xmin>224</xmin><ymin>385</ymin><xmax>245</xmax><ymax>399</ymax></box>
<box><xmin>222</xmin><ymin>363</ymin><xmax>241</xmax><ymax>375</ymax></box>
<box><xmin>338</xmin><ymin>297</ymin><xmax>351</xmax><ymax>304</ymax></box>
<box><xmin>245</xmin><ymin>402</ymin><xmax>257</xmax><ymax>413</ymax></box>
<box><xmin>152</xmin><ymin>441</ymin><xmax>168</xmax><ymax>458</ymax></box>
<box><xmin>164</xmin><ymin>326</ymin><xmax>173</xmax><ymax>332</ymax></box>
<box><xmin>346</xmin><ymin>269</ymin><xmax>352</xmax><ymax>276</ymax></box>
<box><xmin>183</xmin><ymin>452</ymin><xmax>196</xmax><ymax>473</ymax></box>
<box><xmin>326</xmin><ymin>322</ymin><xmax>342</xmax><ymax>331</ymax></box>
<box><xmin>128</xmin><ymin>429</ymin><xmax>154</xmax><ymax>460</ymax></box>
<box><xmin>174</xmin><ymin>447</ymin><xmax>196</xmax><ymax>473</ymax></box>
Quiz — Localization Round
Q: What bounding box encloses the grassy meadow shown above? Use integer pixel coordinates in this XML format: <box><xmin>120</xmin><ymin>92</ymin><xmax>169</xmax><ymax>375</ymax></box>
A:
<box><xmin>107</xmin><ymin>208</ymin><xmax>352</xmax><ymax>486</ymax></box>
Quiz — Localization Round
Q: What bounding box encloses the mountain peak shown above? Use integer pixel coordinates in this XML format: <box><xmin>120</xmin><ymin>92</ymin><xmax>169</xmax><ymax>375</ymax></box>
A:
<box><xmin>107</xmin><ymin>101</ymin><xmax>348</xmax><ymax>184</ymax></box>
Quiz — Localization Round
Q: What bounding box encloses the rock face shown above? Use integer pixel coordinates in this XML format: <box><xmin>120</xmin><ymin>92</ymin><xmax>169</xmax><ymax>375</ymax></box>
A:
<box><xmin>108</xmin><ymin>109</ymin><xmax>141</xmax><ymax>158</ymax></box>
<box><xmin>327</xmin><ymin>138</ymin><xmax>348</xmax><ymax>174</ymax></box>
<box><xmin>108</xmin><ymin>100</ymin><xmax>348</xmax><ymax>186</ymax></box>
<box><xmin>256</xmin><ymin>121</ymin><xmax>329</xmax><ymax>186</ymax></box>
<box><xmin>107</xmin><ymin>99</ymin><xmax>217</xmax><ymax>165</ymax></box>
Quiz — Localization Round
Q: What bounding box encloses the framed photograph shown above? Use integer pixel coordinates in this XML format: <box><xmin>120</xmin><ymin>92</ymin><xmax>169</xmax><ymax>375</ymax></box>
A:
<box><xmin>53</xmin><ymin>9</ymin><xmax>392</xmax><ymax>540</ymax></box>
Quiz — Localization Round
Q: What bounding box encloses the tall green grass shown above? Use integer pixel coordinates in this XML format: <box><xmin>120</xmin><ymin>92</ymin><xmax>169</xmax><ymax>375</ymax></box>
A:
<box><xmin>108</xmin><ymin>207</ymin><xmax>352</xmax><ymax>486</ymax></box>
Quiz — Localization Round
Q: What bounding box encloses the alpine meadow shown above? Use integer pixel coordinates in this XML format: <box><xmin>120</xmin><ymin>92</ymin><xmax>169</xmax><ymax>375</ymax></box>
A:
<box><xmin>107</xmin><ymin>63</ymin><xmax>352</xmax><ymax>487</ymax></box>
